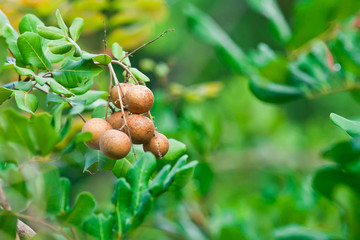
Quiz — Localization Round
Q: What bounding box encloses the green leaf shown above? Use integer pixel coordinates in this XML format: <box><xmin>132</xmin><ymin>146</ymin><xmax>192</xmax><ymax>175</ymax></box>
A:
<box><xmin>0</xmin><ymin>10</ymin><xmax>10</xmax><ymax>31</ymax></box>
<box><xmin>83</xmin><ymin>214</ymin><xmax>113</xmax><ymax>240</ymax></box>
<box><xmin>249</xmin><ymin>76</ymin><xmax>305</xmax><ymax>103</ymax></box>
<box><xmin>59</xmin><ymin>178</ymin><xmax>70</xmax><ymax>213</ymax></box>
<box><xmin>129</xmin><ymin>67</ymin><xmax>150</xmax><ymax>82</ymax></box>
<box><xmin>71</xmin><ymin>90</ymin><xmax>106</xmax><ymax>105</ymax></box>
<box><xmin>3</xmin><ymin>24</ymin><xmax>23</xmax><ymax>62</ymax></box>
<box><xmin>14</xmin><ymin>81</ymin><xmax>34</xmax><ymax>91</ymax></box>
<box><xmin>112</xmin><ymin>42</ymin><xmax>123</xmax><ymax>60</ymax></box>
<box><xmin>53</xmin><ymin>59</ymin><xmax>102</xmax><ymax>88</ymax></box>
<box><xmin>149</xmin><ymin>164</ymin><xmax>171</xmax><ymax>197</ymax></box>
<box><xmin>26</xmin><ymin>163</ymin><xmax>62</xmax><ymax>216</ymax></box>
<box><xmin>112</xmin><ymin>178</ymin><xmax>132</xmax><ymax>235</ymax></box>
<box><xmin>169</xmin><ymin>161</ymin><xmax>198</xmax><ymax>191</ymax></box>
<box><xmin>184</xmin><ymin>4</ymin><xmax>253</xmax><ymax>75</ymax></box>
<box><xmin>37</xmin><ymin>26</ymin><xmax>65</xmax><ymax>40</ymax></box>
<box><xmin>112</xmin><ymin>150</ymin><xmax>141</xmax><ymax>178</ymax></box>
<box><xmin>69</xmin><ymin>78</ymin><xmax>94</xmax><ymax>95</ymax></box>
<box><xmin>246</xmin><ymin>0</ymin><xmax>291</xmax><ymax>43</ymax></box>
<box><xmin>57</xmin><ymin>192</ymin><xmax>96</xmax><ymax>226</ymax></box>
<box><xmin>17</xmin><ymin>32</ymin><xmax>51</xmax><ymax>70</ymax></box>
<box><xmin>164</xmin><ymin>154</ymin><xmax>188</xmax><ymax>189</ymax></box>
<box><xmin>69</xmin><ymin>18</ymin><xmax>84</xmax><ymax>42</ymax></box>
<box><xmin>28</xmin><ymin>113</ymin><xmax>60</xmax><ymax>156</ymax></box>
<box><xmin>323</xmin><ymin>137</ymin><xmax>360</xmax><ymax>166</ymax></box>
<box><xmin>330</xmin><ymin>113</ymin><xmax>360</xmax><ymax>137</ymax></box>
<box><xmin>82</xmin><ymin>52</ymin><xmax>112</xmax><ymax>65</ymax></box>
<box><xmin>34</xmin><ymin>76</ymin><xmax>48</xmax><ymax>86</ymax></box>
<box><xmin>91</xmin><ymin>105</ymin><xmax>107</xmax><ymax>119</ymax></box>
<box><xmin>18</xmin><ymin>14</ymin><xmax>44</xmax><ymax>34</ymax></box>
<box><xmin>273</xmin><ymin>224</ymin><xmax>341</xmax><ymax>240</ymax></box>
<box><xmin>0</xmin><ymin>211</ymin><xmax>17</xmax><ymax>240</ymax></box>
<box><xmin>55</xmin><ymin>9</ymin><xmax>68</xmax><ymax>36</ymax></box>
<box><xmin>13</xmin><ymin>65</ymin><xmax>36</xmax><ymax>76</ymax></box>
<box><xmin>0</xmin><ymin>36</ymin><xmax>8</xmax><ymax>71</ymax></box>
<box><xmin>48</xmin><ymin>78</ymin><xmax>75</xmax><ymax>97</ymax></box>
<box><xmin>84</xmin><ymin>149</ymin><xmax>116</xmax><ymax>173</ymax></box>
<box><xmin>128</xmin><ymin>152</ymin><xmax>156</xmax><ymax>227</ymax></box>
<box><xmin>0</xmin><ymin>87</ymin><xmax>13</xmax><ymax>104</ymax></box>
<box><xmin>163</xmin><ymin>139</ymin><xmax>187</xmax><ymax>161</ymax></box>
<box><xmin>14</xmin><ymin>91</ymin><xmax>38</xmax><ymax>114</ymax></box>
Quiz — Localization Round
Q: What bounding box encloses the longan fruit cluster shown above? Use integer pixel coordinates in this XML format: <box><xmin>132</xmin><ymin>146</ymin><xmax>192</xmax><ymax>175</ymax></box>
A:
<box><xmin>81</xmin><ymin>82</ymin><xmax>169</xmax><ymax>160</ymax></box>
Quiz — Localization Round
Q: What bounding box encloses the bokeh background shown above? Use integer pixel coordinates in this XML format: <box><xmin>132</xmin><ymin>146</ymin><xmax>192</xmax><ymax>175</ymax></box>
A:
<box><xmin>1</xmin><ymin>0</ymin><xmax>360</xmax><ymax>239</ymax></box>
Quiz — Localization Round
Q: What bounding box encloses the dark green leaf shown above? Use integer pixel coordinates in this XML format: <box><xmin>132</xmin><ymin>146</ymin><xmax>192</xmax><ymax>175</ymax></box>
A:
<box><xmin>55</xmin><ymin>9</ymin><xmax>68</xmax><ymax>36</ymax></box>
<box><xmin>149</xmin><ymin>164</ymin><xmax>171</xmax><ymax>197</ymax></box>
<box><xmin>17</xmin><ymin>32</ymin><xmax>51</xmax><ymax>70</ymax></box>
<box><xmin>83</xmin><ymin>214</ymin><xmax>113</xmax><ymax>240</ymax></box>
<box><xmin>48</xmin><ymin>78</ymin><xmax>74</xmax><ymax>97</ymax></box>
<box><xmin>164</xmin><ymin>154</ymin><xmax>188</xmax><ymax>189</ymax></box>
<box><xmin>37</xmin><ymin>26</ymin><xmax>65</xmax><ymax>40</ymax></box>
<box><xmin>18</xmin><ymin>14</ymin><xmax>44</xmax><ymax>34</ymax></box>
<box><xmin>112</xmin><ymin>178</ymin><xmax>132</xmax><ymax>235</ymax></box>
<box><xmin>84</xmin><ymin>148</ymin><xmax>115</xmax><ymax>172</ymax></box>
<box><xmin>49</xmin><ymin>41</ymin><xmax>73</xmax><ymax>55</ymax></box>
<box><xmin>14</xmin><ymin>91</ymin><xmax>38</xmax><ymax>114</ymax></box>
<box><xmin>0</xmin><ymin>211</ymin><xmax>17</xmax><ymax>240</ymax></box>
<box><xmin>249</xmin><ymin>76</ymin><xmax>305</xmax><ymax>103</ymax></box>
<box><xmin>53</xmin><ymin>59</ymin><xmax>102</xmax><ymax>88</ymax></box>
<box><xmin>69</xmin><ymin>78</ymin><xmax>94</xmax><ymax>95</ymax></box>
<box><xmin>246</xmin><ymin>0</ymin><xmax>291</xmax><ymax>43</ymax></box>
<box><xmin>69</xmin><ymin>18</ymin><xmax>84</xmax><ymax>42</ymax></box>
<box><xmin>59</xmin><ymin>178</ymin><xmax>70</xmax><ymax>213</ymax></box>
<box><xmin>330</xmin><ymin>113</ymin><xmax>360</xmax><ymax>137</ymax></box>
<box><xmin>169</xmin><ymin>161</ymin><xmax>198</xmax><ymax>191</ymax></box>
<box><xmin>323</xmin><ymin>137</ymin><xmax>360</xmax><ymax>166</ymax></box>
<box><xmin>57</xmin><ymin>192</ymin><xmax>96</xmax><ymax>226</ymax></box>
<box><xmin>112</xmin><ymin>150</ymin><xmax>141</xmax><ymax>178</ymax></box>
<box><xmin>0</xmin><ymin>87</ymin><xmax>13</xmax><ymax>104</ymax></box>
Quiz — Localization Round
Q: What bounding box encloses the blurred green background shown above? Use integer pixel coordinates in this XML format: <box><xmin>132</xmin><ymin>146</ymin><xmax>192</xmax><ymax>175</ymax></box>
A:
<box><xmin>2</xmin><ymin>0</ymin><xmax>360</xmax><ymax>239</ymax></box>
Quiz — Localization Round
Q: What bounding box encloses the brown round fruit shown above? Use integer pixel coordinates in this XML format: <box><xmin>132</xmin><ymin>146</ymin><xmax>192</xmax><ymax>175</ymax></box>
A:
<box><xmin>81</xmin><ymin>118</ymin><xmax>112</xmax><ymax>150</ymax></box>
<box><xmin>107</xmin><ymin>111</ymin><xmax>130</xmax><ymax>130</ymax></box>
<box><xmin>111</xmin><ymin>82</ymin><xmax>134</xmax><ymax>108</ymax></box>
<box><xmin>124</xmin><ymin>85</ymin><xmax>154</xmax><ymax>113</ymax></box>
<box><xmin>99</xmin><ymin>129</ymin><xmax>131</xmax><ymax>159</ymax></box>
<box><xmin>123</xmin><ymin>114</ymin><xmax>155</xmax><ymax>144</ymax></box>
<box><xmin>143</xmin><ymin>132</ymin><xmax>169</xmax><ymax>158</ymax></box>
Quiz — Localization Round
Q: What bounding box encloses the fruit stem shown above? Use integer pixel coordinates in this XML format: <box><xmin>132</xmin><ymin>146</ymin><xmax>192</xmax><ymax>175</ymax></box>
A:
<box><xmin>108</xmin><ymin>63</ymin><xmax>137</xmax><ymax>160</ymax></box>
<box><xmin>147</xmin><ymin>111</ymin><xmax>162</xmax><ymax>159</ymax></box>
<box><xmin>105</xmin><ymin>69</ymin><xmax>113</xmax><ymax>120</ymax></box>
<box><xmin>111</xmin><ymin>60</ymin><xmax>139</xmax><ymax>85</ymax></box>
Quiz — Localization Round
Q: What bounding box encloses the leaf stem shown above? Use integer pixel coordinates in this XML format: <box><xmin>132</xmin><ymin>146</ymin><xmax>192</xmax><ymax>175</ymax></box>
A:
<box><xmin>111</xmin><ymin>60</ymin><xmax>139</xmax><ymax>85</ymax></box>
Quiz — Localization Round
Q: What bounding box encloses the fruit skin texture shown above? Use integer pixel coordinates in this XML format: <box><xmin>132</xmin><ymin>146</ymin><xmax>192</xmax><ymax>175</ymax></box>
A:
<box><xmin>143</xmin><ymin>132</ymin><xmax>169</xmax><ymax>158</ymax></box>
<box><xmin>99</xmin><ymin>129</ymin><xmax>131</xmax><ymax>159</ymax></box>
<box><xmin>82</xmin><ymin>118</ymin><xmax>112</xmax><ymax>150</ymax></box>
<box><xmin>111</xmin><ymin>82</ymin><xmax>134</xmax><ymax>108</ymax></box>
<box><xmin>124</xmin><ymin>85</ymin><xmax>154</xmax><ymax>114</ymax></box>
<box><xmin>124</xmin><ymin>114</ymin><xmax>155</xmax><ymax>144</ymax></box>
<box><xmin>107</xmin><ymin>111</ymin><xmax>130</xmax><ymax>130</ymax></box>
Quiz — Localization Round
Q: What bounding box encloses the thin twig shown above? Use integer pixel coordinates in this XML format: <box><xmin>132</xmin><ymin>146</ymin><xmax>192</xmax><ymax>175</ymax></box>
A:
<box><xmin>27</xmin><ymin>81</ymin><xmax>37</xmax><ymax>94</ymax></box>
<box><xmin>105</xmin><ymin>69</ymin><xmax>113</xmax><ymax>120</ymax></box>
<box><xmin>111</xmin><ymin>60</ymin><xmax>139</xmax><ymax>84</ymax></box>
<box><xmin>108</xmin><ymin>63</ymin><xmax>137</xmax><ymax>160</ymax></box>
<box><xmin>121</xmin><ymin>29</ymin><xmax>175</xmax><ymax>60</ymax></box>
<box><xmin>71</xmin><ymin>227</ymin><xmax>79</xmax><ymax>240</ymax></box>
<box><xmin>0</xmin><ymin>183</ymin><xmax>10</xmax><ymax>210</ymax></box>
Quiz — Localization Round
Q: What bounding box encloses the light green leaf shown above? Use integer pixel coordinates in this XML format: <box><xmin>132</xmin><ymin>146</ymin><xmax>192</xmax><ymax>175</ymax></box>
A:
<box><xmin>2</xmin><ymin>24</ymin><xmax>23</xmax><ymax>62</ymax></box>
<box><xmin>71</xmin><ymin>90</ymin><xmax>106</xmax><ymax>105</ymax></box>
<box><xmin>83</xmin><ymin>214</ymin><xmax>113</xmax><ymax>240</ymax></box>
<box><xmin>57</xmin><ymin>192</ymin><xmax>96</xmax><ymax>226</ymax></box>
<box><xmin>53</xmin><ymin>59</ymin><xmax>102</xmax><ymax>88</ymax></box>
<box><xmin>14</xmin><ymin>81</ymin><xmax>34</xmax><ymax>91</ymax></box>
<box><xmin>129</xmin><ymin>67</ymin><xmax>150</xmax><ymax>82</ymax></box>
<box><xmin>49</xmin><ymin>42</ymin><xmax>73</xmax><ymax>54</ymax></box>
<box><xmin>56</xmin><ymin>9</ymin><xmax>68</xmax><ymax>36</ymax></box>
<box><xmin>14</xmin><ymin>91</ymin><xmax>38</xmax><ymax>114</ymax></box>
<box><xmin>0</xmin><ymin>211</ymin><xmax>17</xmax><ymax>240</ymax></box>
<box><xmin>112</xmin><ymin>178</ymin><xmax>132</xmax><ymax>235</ymax></box>
<box><xmin>48</xmin><ymin>78</ymin><xmax>75</xmax><ymax>97</ymax></box>
<box><xmin>17</xmin><ymin>32</ymin><xmax>51</xmax><ymax>70</ymax></box>
<box><xmin>164</xmin><ymin>155</ymin><xmax>188</xmax><ymax>189</ymax></box>
<box><xmin>330</xmin><ymin>113</ymin><xmax>360</xmax><ymax>137</ymax></box>
<box><xmin>34</xmin><ymin>76</ymin><xmax>48</xmax><ymax>86</ymax></box>
<box><xmin>0</xmin><ymin>36</ymin><xmax>8</xmax><ymax>70</ymax></box>
<box><xmin>82</xmin><ymin>52</ymin><xmax>112</xmax><ymax>65</ymax></box>
<box><xmin>69</xmin><ymin>78</ymin><xmax>93</xmax><ymax>95</ymax></box>
<box><xmin>0</xmin><ymin>10</ymin><xmax>10</xmax><ymax>31</ymax></box>
<box><xmin>18</xmin><ymin>14</ymin><xmax>44</xmax><ymax>34</ymax></box>
<box><xmin>0</xmin><ymin>87</ymin><xmax>13</xmax><ymax>104</ymax></box>
<box><xmin>59</xmin><ymin>178</ymin><xmax>70</xmax><ymax>213</ymax></box>
<box><xmin>163</xmin><ymin>139</ymin><xmax>187</xmax><ymax>161</ymax></box>
<box><xmin>169</xmin><ymin>161</ymin><xmax>198</xmax><ymax>191</ymax></box>
<box><xmin>274</xmin><ymin>224</ymin><xmax>341</xmax><ymax>240</ymax></box>
<box><xmin>112</xmin><ymin>43</ymin><xmax>130</xmax><ymax>66</ymax></box>
<box><xmin>13</xmin><ymin>65</ymin><xmax>36</xmax><ymax>76</ymax></box>
<box><xmin>83</xmin><ymin>148</ymin><xmax>115</xmax><ymax>173</ymax></box>
<box><xmin>69</xmin><ymin>18</ymin><xmax>84</xmax><ymax>42</ymax></box>
<box><xmin>37</xmin><ymin>26</ymin><xmax>65</xmax><ymax>40</ymax></box>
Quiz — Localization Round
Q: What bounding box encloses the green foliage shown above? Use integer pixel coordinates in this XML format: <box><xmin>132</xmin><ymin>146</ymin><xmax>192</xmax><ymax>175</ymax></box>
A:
<box><xmin>0</xmin><ymin>211</ymin><xmax>17</xmax><ymax>240</ymax></box>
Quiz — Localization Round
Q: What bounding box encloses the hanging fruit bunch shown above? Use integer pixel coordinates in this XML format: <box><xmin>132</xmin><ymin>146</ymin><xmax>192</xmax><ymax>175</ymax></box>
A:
<box><xmin>81</xmin><ymin>38</ymin><xmax>172</xmax><ymax>160</ymax></box>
